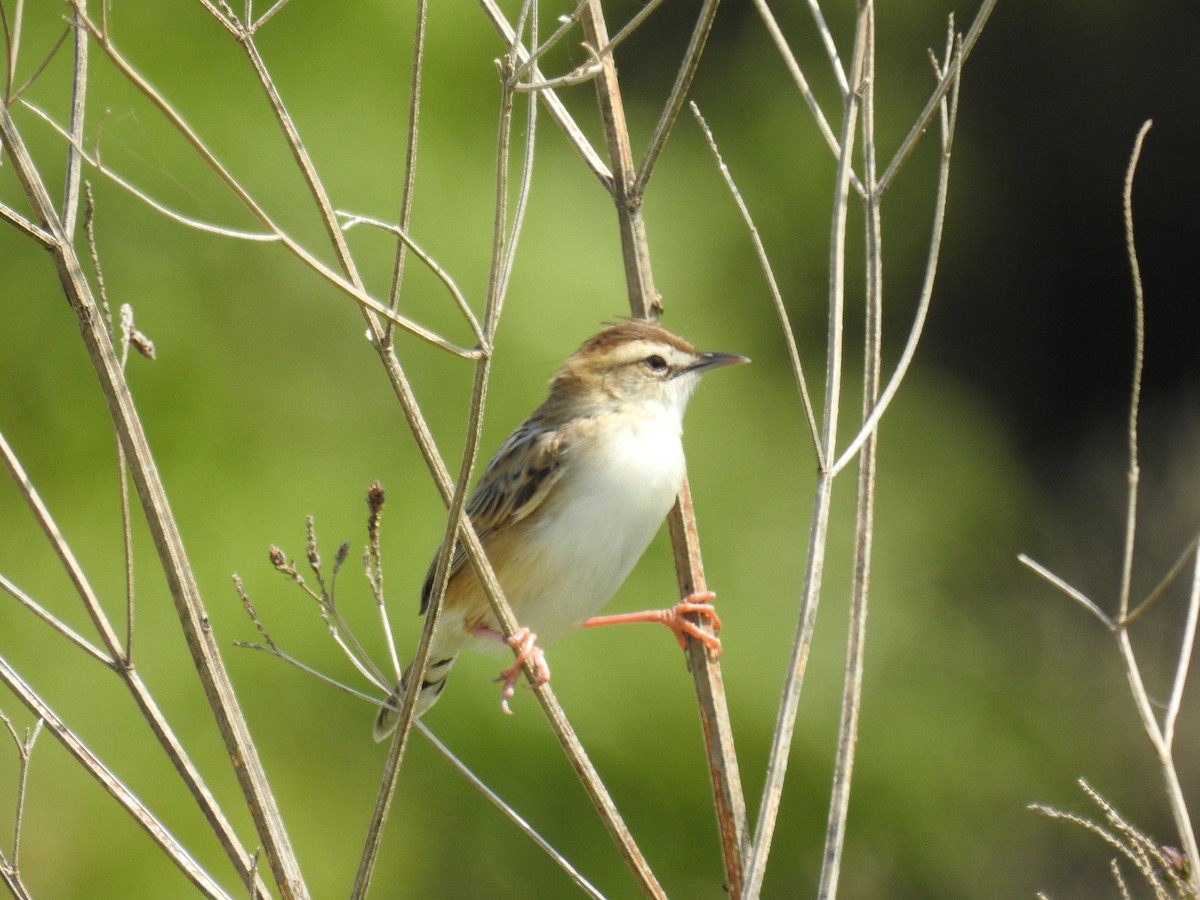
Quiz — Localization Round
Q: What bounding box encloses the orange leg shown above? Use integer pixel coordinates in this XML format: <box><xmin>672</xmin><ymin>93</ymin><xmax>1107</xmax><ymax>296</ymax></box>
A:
<box><xmin>473</xmin><ymin>626</ymin><xmax>551</xmax><ymax>715</ymax></box>
<box><xmin>583</xmin><ymin>591</ymin><xmax>722</xmax><ymax>657</ymax></box>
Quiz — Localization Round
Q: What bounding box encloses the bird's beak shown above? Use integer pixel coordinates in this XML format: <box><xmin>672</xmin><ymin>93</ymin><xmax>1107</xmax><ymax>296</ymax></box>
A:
<box><xmin>689</xmin><ymin>351</ymin><xmax>750</xmax><ymax>374</ymax></box>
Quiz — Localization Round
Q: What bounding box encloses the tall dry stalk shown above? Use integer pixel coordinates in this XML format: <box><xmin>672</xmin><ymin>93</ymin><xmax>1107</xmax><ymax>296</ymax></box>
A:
<box><xmin>1021</xmin><ymin>121</ymin><xmax>1199</xmax><ymax>897</ymax></box>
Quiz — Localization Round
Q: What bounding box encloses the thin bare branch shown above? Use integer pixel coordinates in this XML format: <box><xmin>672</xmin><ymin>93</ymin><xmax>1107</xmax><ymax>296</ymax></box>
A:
<box><xmin>603</xmin><ymin>0</ymin><xmax>668</xmax><ymax>60</ymax></box>
<box><xmin>690</xmin><ymin>102</ymin><xmax>820</xmax><ymax>458</ymax></box>
<box><xmin>0</xmin><ymin>201</ymin><xmax>55</xmax><ymax>247</ymax></box>
<box><xmin>1123</xmin><ymin>529</ymin><xmax>1200</xmax><ymax>625</ymax></box>
<box><xmin>831</xmin><ymin>26</ymin><xmax>963</xmax><ymax>478</ymax></box>
<box><xmin>384</xmin><ymin>0</ymin><xmax>427</xmax><ymax>339</ymax></box>
<box><xmin>0</xmin><ymin>658</ymin><xmax>233</xmax><ymax>898</ymax></box>
<box><xmin>665</xmin><ymin>483</ymin><xmax>750</xmax><ymax>894</ymax></box>
<box><xmin>750</xmin><ymin>0</ymin><xmax>865</xmax><ymax>199</ymax></box>
<box><xmin>8</xmin><ymin>26</ymin><xmax>69</xmax><ymax>104</ymax></box>
<box><xmin>0</xmin><ymin>97</ymin><xmax>308</xmax><ymax>899</ymax></box>
<box><xmin>67</xmin><ymin>7</ymin><xmax>479</xmax><ymax>359</ymax></box>
<box><xmin>511</xmin><ymin>0</ymin><xmax>584</xmax><ymax>81</ymax></box>
<box><xmin>1117</xmin><ymin>119</ymin><xmax>1151</xmax><ymax>622</ymax></box>
<box><xmin>492</xmin><ymin>57</ymin><xmax>539</xmax><ymax>320</ymax></box>
<box><xmin>268</xmin><ymin>532</ymin><xmax>388</xmax><ymax>691</ymax></box>
<box><xmin>806</xmin><ymin>0</ymin><xmax>848</xmax><ymax>96</ymax></box>
<box><xmin>416</xmin><ymin>721</ymin><xmax>606</xmax><ymax>899</ymax></box>
<box><xmin>1032</xmin><ymin>783</ymin><xmax>1174</xmax><ymax>899</ymax></box>
<box><xmin>352</xmin><ymin>453</ymin><xmax>482</xmax><ymax>898</ymax></box>
<box><xmin>0</xmin><ymin>713</ymin><xmax>42</xmax><ymax>900</ymax></box>
<box><xmin>60</xmin><ymin>8</ymin><xmax>87</xmax><ymax>238</ymax></box>
<box><xmin>745</xmin><ymin>11</ymin><xmax>870</xmax><ymax>893</ymax></box>
<box><xmin>572</xmin><ymin>1</ymin><xmax>752</xmax><ymax>892</ymax></box>
<box><xmin>1110</xmin><ymin>566</ymin><xmax>1200</xmax><ymax>886</ymax></box>
<box><xmin>0</xmin><ymin>0</ymin><xmax>21</xmax><ymax>102</ymax></box>
<box><xmin>20</xmin><ymin>99</ymin><xmax>280</xmax><ymax>240</ymax></box>
<box><xmin>0</xmin><ymin>424</ymin><xmax>127</xmax><ymax>658</ymax></box>
<box><xmin>4</xmin><ymin>421</ymin><xmax>269</xmax><ymax>896</ymax></box>
<box><xmin>339</xmin><ymin>214</ymin><xmax>482</xmax><ymax>340</ymax></box>
<box><xmin>195</xmin><ymin>0</ymin><xmax>239</xmax><ymax>38</ymax></box>
<box><xmin>1163</xmin><ymin>548</ymin><xmax>1200</xmax><ymax>751</ymax></box>
<box><xmin>579</xmin><ymin>0</ymin><xmax>657</xmax><ymax>315</ymax></box>
<box><xmin>1018</xmin><ymin>554</ymin><xmax>1115</xmax><ymax>629</ymax></box>
<box><xmin>633</xmin><ymin>0</ymin><xmax>720</xmax><ymax>195</ymax></box>
<box><xmin>251</xmin><ymin>0</ymin><xmax>293</xmax><ymax>32</ymax></box>
<box><xmin>819</xmin><ymin>7</ymin><xmax>879</xmax><ymax>896</ymax></box>
<box><xmin>233</xmin><ymin>576</ymin><xmax>389</xmax><ymax>704</ymax></box>
<box><xmin>877</xmin><ymin>0</ymin><xmax>996</xmax><ymax>196</ymax></box>
<box><xmin>234</xmin><ymin>600</ymin><xmax>608</xmax><ymax>900</ymax></box>
<box><xmin>479</xmin><ymin>0</ymin><xmax>613</xmax><ymax>186</ymax></box>
<box><xmin>1025</xmin><ymin>120</ymin><xmax>1198</xmax><ymax>892</ymax></box>
<box><xmin>0</xmin><ymin>571</ymin><xmax>113</xmax><ymax>666</ymax></box>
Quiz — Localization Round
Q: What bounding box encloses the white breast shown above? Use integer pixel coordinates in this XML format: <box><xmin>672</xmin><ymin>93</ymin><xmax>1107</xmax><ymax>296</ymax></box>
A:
<box><xmin>513</xmin><ymin>411</ymin><xmax>685</xmax><ymax>643</ymax></box>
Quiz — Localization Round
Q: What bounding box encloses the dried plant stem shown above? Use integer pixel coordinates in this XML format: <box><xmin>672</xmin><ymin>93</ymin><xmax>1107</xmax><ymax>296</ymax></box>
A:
<box><xmin>580</xmin><ymin>0</ymin><xmax>658</xmax><ymax>316</ymax></box>
<box><xmin>60</xmin><ymin>1</ymin><xmax>86</xmax><ymax>238</ymax></box>
<box><xmin>1123</xmin><ymin>530</ymin><xmax>1200</xmax><ymax>626</ymax></box>
<box><xmin>2</xmin><ymin>429</ymin><xmax>273</xmax><ymax>897</ymax></box>
<box><xmin>385</xmin><ymin>0</ymin><xmax>427</xmax><ymax>334</ymax></box>
<box><xmin>831</xmin><ymin>26</ymin><xmax>961</xmax><ymax>482</ymax></box>
<box><xmin>576</xmin><ymin>1</ymin><xmax>749</xmax><ymax>893</ymax></box>
<box><xmin>0</xmin><ymin>714</ymin><xmax>41</xmax><ymax>900</ymax></box>
<box><xmin>742</xmin><ymin>6</ymin><xmax>970</xmax><ymax>892</ymax></box>
<box><xmin>479</xmin><ymin>0</ymin><xmax>612</xmax><ymax>184</ymax></box>
<box><xmin>68</xmin><ymin>4</ymin><xmax>479</xmax><ymax>359</ymax></box>
<box><xmin>415</xmin><ymin>723</ymin><xmax>606</xmax><ymax>899</ymax></box>
<box><xmin>878</xmin><ymin>0</ymin><xmax>996</xmax><ymax>195</ymax></box>
<box><xmin>743</xmin><ymin>8</ymin><xmax>868</xmax><ymax>896</ymax></box>
<box><xmin>1114</xmin><ymin>121</ymin><xmax>1198</xmax><ymax>889</ymax></box>
<box><xmin>0</xmin><ymin>201</ymin><xmax>53</xmax><ymax>245</ymax></box>
<box><xmin>818</xmin><ymin>7</ymin><xmax>880</xmax><ymax>896</ymax></box>
<box><xmin>0</xmin><ymin>102</ymin><xmax>305</xmax><ymax>899</ymax></box>
<box><xmin>1033</xmin><ymin>779</ymin><xmax>1192</xmax><ymax>899</ymax></box>
<box><xmin>1022</xmin><ymin>120</ymin><xmax>1199</xmax><ymax>895</ymax></box>
<box><xmin>690</xmin><ymin>101</ymin><xmax>819</xmax><ymax>453</ymax></box>
<box><xmin>667</xmin><ymin>482</ymin><xmax>751</xmax><ymax>886</ymax></box>
<box><xmin>0</xmin><ymin>657</ymin><xmax>231</xmax><ymax>898</ymax></box>
<box><xmin>352</xmin><ymin>67</ymin><xmax>520</xmax><ymax>896</ymax></box>
<box><xmin>633</xmin><ymin>0</ymin><xmax>720</xmax><ymax>194</ymax></box>
<box><xmin>1117</xmin><ymin>120</ymin><xmax>1149</xmax><ymax>625</ymax></box>
<box><xmin>750</xmin><ymin>0</ymin><xmax>865</xmax><ymax>199</ymax></box>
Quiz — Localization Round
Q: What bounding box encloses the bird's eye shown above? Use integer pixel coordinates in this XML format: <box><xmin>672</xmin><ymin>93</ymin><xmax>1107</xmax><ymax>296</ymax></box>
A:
<box><xmin>643</xmin><ymin>354</ymin><xmax>668</xmax><ymax>373</ymax></box>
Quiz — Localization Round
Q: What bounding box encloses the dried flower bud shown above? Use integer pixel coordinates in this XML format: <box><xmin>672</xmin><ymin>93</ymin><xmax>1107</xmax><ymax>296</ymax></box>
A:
<box><xmin>367</xmin><ymin>481</ymin><xmax>386</xmax><ymax>515</ymax></box>
<box><xmin>130</xmin><ymin>329</ymin><xmax>156</xmax><ymax>359</ymax></box>
<box><xmin>334</xmin><ymin>541</ymin><xmax>350</xmax><ymax>572</ymax></box>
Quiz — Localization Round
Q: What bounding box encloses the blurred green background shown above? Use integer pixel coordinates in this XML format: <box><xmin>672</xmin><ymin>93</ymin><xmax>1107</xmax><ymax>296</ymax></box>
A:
<box><xmin>1</xmin><ymin>1</ymin><xmax>1197</xmax><ymax>897</ymax></box>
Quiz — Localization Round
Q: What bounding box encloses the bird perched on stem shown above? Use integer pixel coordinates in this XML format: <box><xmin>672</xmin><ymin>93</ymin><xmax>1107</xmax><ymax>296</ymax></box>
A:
<box><xmin>374</xmin><ymin>319</ymin><xmax>748</xmax><ymax>739</ymax></box>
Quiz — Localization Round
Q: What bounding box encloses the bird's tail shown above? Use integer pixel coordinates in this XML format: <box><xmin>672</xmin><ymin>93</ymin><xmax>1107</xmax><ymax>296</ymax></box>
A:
<box><xmin>372</xmin><ymin>653</ymin><xmax>457</xmax><ymax>741</ymax></box>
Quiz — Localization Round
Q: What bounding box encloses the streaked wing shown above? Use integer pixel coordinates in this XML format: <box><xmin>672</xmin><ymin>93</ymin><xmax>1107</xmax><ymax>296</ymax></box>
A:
<box><xmin>420</xmin><ymin>421</ymin><xmax>567</xmax><ymax>613</ymax></box>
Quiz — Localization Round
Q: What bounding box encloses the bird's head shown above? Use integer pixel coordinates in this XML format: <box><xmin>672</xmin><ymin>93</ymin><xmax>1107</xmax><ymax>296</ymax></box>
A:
<box><xmin>547</xmin><ymin>320</ymin><xmax>749</xmax><ymax>420</ymax></box>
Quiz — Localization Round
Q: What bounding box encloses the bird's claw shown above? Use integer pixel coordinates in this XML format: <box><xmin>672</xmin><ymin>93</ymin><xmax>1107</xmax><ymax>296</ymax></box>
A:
<box><xmin>493</xmin><ymin>627</ymin><xmax>551</xmax><ymax>714</ymax></box>
<box><xmin>666</xmin><ymin>591</ymin><xmax>722</xmax><ymax>656</ymax></box>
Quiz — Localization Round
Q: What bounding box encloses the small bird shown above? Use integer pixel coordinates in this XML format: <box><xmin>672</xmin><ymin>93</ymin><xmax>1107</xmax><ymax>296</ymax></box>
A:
<box><xmin>374</xmin><ymin>319</ymin><xmax>748</xmax><ymax>739</ymax></box>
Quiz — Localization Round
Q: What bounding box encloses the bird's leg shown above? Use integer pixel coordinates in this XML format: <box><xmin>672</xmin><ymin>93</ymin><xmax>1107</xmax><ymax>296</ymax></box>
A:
<box><xmin>473</xmin><ymin>626</ymin><xmax>551</xmax><ymax>714</ymax></box>
<box><xmin>583</xmin><ymin>591</ymin><xmax>722</xmax><ymax>656</ymax></box>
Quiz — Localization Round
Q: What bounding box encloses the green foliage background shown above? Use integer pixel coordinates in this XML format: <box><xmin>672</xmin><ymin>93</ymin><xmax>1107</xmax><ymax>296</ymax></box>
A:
<box><xmin>1</xmin><ymin>1</ymin><xmax>1196</xmax><ymax>897</ymax></box>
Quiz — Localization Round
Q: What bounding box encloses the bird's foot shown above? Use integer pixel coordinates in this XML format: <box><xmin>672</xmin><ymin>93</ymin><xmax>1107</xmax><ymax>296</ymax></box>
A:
<box><xmin>583</xmin><ymin>591</ymin><xmax>722</xmax><ymax>657</ymax></box>
<box><xmin>479</xmin><ymin>626</ymin><xmax>551</xmax><ymax>715</ymax></box>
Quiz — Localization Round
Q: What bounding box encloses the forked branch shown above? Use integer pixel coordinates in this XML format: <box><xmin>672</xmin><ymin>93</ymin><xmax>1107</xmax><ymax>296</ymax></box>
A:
<box><xmin>1021</xmin><ymin>120</ymin><xmax>1199</xmax><ymax>894</ymax></box>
